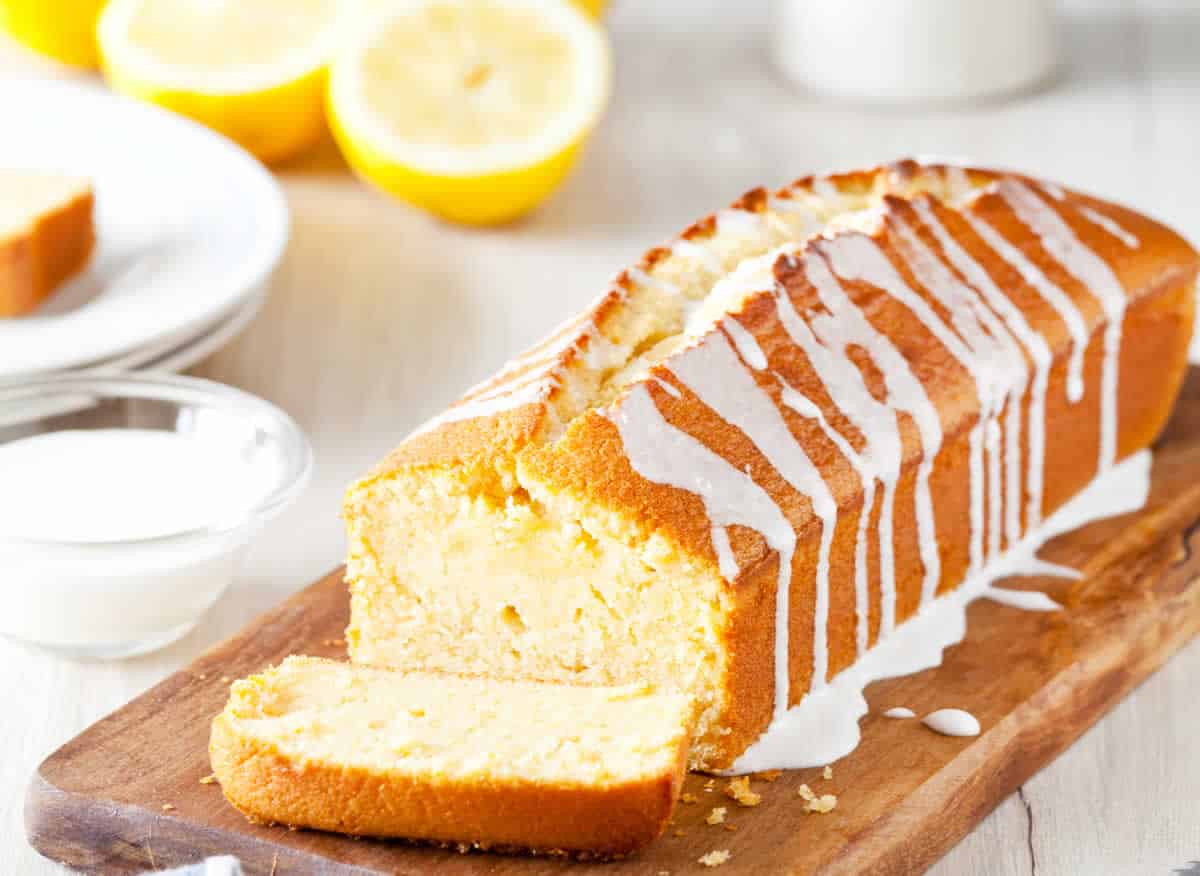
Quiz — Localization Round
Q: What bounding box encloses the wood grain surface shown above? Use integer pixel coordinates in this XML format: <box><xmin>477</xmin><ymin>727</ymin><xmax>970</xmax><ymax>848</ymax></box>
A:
<box><xmin>24</xmin><ymin>373</ymin><xmax>1200</xmax><ymax>875</ymax></box>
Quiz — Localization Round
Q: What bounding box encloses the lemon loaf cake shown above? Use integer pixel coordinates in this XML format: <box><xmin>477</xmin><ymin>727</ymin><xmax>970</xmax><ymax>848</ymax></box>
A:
<box><xmin>210</xmin><ymin>657</ymin><xmax>692</xmax><ymax>855</ymax></box>
<box><xmin>344</xmin><ymin>160</ymin><xmax>1198</xmax><ymax>770</ymax></box>
<box><xmin>0</xmin><ymin>170</ymin><xmax>94</xmax><ymax>317</ymax></box>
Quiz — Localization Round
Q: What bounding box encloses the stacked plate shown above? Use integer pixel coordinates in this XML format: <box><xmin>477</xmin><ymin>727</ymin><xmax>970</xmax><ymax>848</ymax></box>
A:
<box><xmin>0</xmin><ymin>78</ymin><xmax>288</xmax><ymax>385</ymax></box>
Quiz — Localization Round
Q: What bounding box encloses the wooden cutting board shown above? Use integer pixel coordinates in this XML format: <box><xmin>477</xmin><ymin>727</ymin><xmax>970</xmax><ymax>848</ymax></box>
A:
<box><xmin>25</xmin><ymin>371</ymin><xmax>1200</xmax><ymax>876</ymax></box>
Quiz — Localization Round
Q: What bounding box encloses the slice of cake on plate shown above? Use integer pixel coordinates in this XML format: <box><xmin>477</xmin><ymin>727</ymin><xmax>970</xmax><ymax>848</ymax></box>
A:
<box><xmin>0</xmin><ymin>170</ymin><xmax>94</xmax><ymax>317</ymax></box>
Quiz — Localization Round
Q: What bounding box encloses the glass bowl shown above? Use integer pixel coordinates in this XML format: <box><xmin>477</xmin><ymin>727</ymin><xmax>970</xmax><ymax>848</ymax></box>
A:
<box><xmin>0</xmin><ymin>373</ymin><xmax>312</xmax><ymax>659</ymax></box>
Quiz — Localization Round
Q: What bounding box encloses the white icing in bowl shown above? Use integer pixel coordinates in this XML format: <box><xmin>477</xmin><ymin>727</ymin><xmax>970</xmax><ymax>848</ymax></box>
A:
<box><xmin>0</xmin><ymin>374</ymin><xmax>311</xmax><ymax>659</ymax></box>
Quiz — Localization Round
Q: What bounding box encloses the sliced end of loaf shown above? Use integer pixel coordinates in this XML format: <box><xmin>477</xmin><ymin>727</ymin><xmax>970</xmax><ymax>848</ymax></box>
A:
<box><xmin>210</xmin><ymin>657</ymin><xmax>693</xmax><ymax>855</ymax></box>
<box><xmin>0</xmin><ymin>170</ymin><xmax>94</xmax><ymax>317</ymax></box>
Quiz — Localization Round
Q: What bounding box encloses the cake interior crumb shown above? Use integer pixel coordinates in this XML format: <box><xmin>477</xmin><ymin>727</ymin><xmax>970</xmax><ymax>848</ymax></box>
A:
<box><xmin>805</xmin><ymin>793</ymin><xmax>838</xmax><ymax>814</ymax></box>
<box><xmin>724</xmin><ymin>776</ymin><xmax>762</xmax><ymax>806</ymax></box>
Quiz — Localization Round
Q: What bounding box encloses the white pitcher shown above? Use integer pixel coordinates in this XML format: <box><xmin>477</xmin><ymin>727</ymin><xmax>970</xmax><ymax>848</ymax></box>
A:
<box><xmin>772</xmin><ymin>0</ymin><xmax>1058</xmax><ymax>103</ymax></box>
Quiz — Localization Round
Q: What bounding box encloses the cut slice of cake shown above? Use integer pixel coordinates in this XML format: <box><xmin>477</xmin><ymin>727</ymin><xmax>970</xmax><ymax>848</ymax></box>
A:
<box><xmin>0</xmin><ymin>170</ymin><xmax>94</xmax><ymax>317</ymax></box>
<box><xmin>209</xmin><ymin>657</ymin><xmax>693</xmax><ymax>856</ymax></box>
<box><xmin>344</xmin><ymin>160</ymin><xmax>1198</xmax><ymax>771</ymax></box>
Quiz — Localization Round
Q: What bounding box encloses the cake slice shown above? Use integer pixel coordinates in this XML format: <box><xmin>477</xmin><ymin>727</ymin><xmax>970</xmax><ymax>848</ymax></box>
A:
<box><xmin>209</xmin><ymin>657</ymin><xmax>693</xmax><ymax>856</ymax></box>
<box><xmin>344</xmin><ymin>160</ymin><xmax>1198</xmax><ymax>770</ymax></box>
<box><xmin>0</xmin><ymin>170</ymin><xmax>94</xmax><ymax>317</ymax></box>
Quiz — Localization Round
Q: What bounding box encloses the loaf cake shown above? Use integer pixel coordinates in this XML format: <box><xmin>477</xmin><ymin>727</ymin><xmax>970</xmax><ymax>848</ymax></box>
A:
<box><xmin>344</xmin><ymin>159</ymin><xmax>1198</xmax><ymax>771</ymax></box>
<box><xmin>210</xmin><ymin>656</ymin><xmax>692</xmax><ymax>855</ymax></box>
<box><xmin>0</xmin><ymin>170</ymin><xmax>94</xmax><ymax>317</ymax></box>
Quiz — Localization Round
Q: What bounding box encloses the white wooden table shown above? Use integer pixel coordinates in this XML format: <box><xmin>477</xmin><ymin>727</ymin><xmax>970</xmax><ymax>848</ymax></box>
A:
<box><xmin>3</xmin><ymin>1</ymin><xmax>1200</xmax><ymax>873</ymax></box>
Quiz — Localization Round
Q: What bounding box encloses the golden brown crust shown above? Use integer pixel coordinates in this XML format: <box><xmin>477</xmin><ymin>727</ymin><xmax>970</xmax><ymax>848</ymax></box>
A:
<box><xmin>209</xmin><ymin>685</ymin><xmax>689</xmax><ymax>856</ymax></box>
<box><xmin>0</xmin><ymin>182</ymin><xmax>93</xmax><ymax>317</ymax></box>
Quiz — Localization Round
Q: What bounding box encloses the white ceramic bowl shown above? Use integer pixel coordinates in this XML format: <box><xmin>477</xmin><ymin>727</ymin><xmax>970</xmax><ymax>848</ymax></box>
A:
<box><xmin>0</xmin><ymin>374</ymin><xmax>311</xmax><ymax>659</ymax></box>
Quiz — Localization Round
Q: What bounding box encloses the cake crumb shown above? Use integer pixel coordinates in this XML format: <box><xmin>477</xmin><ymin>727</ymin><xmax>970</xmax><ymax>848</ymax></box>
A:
<box><xmin>196</xmin><ymin>673</ymin><xmax>207</xmax><ymax>681</ymax></box>
<box><xmin>823</xmin><ymin>765</ymin><xmax>833</xmax><ymax>780</ymax></box>
<box><xmin>673</xmin><ymin>829</ymin><xmax>687</xmax><ymax>838</ymax></box>
<box><xmin>754</xmin><ymin>769</ymin><xmax>782</xmax><ymax>782</ymax></box>
<box><xmin>722</xmin><ymin>823</ymin><xmax>738</xmax><ymax>832</ymax></box>
<box><xmin>704</xmin><ymin>778</ymin><xmax>716</xmax><ymax>790</ymax></box>
<box><xmin>199</xmin><ymin>774</ymin><xmax>217</xmax><ymax>785</ymax></box>
<box><xmin>805</xmin><ymin>793</ymin><xmax>838</xmax><ymax>814</ymax></box>
<box><xmin>706</xmin><ymin>806</ymin><xmax>727</xmax><ymax>825</ymax></box>
<box><xmin>161</xmin><ymin>804</ymin><xmax>175</xmax><ymax>812</ymax></box>
<box><xmin>724</xmin><ymin>776</ymin><xmax>762</xmax><ymax>807</ymax></box>
<box><xmin>681</xmin><ymin>792</ymin><xmax>699</xmax><ymax>804</ymax></box>
<box><xmin>220</xmin><ymin>676</ymin><xmax>231</xmax><ymax>684</ymax></box>
<box><xmin>797</xmin><ymin>783</ymin><xmax>815</xmax><ymax>801</ymax></box>
<box><xmin>699</xmin><ymin>850</ymin><xmax>731</xmax><ymax>867</ymax></box>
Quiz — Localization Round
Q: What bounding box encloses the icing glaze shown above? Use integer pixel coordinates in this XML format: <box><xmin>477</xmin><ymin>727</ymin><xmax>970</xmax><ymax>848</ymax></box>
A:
<box><xmin>668</xmin><ymin>333</ymin><xmax>837</xmax><ymax>699</ymax></box>
<box><xmin>810</xmin><ymin>239</ymin><xmax>947</xmax><ymax>620</ymax></box>
<box><xmin>716</xmin><ymin>207</ymin><xmax>766</xmax><ymax>236</ymax></box>
<box><xmin>998</xmin><ymin>179</ymin><xmax>1127</xmax><ymax>470</ymax></box>
<box><xmin>628</xmin><ymin>266</ymin><xmax>680</xmax><ymax>297</ymax></box>
<box><xmin>1077</xmin><ymin>205</ymin><xmax>1140</xmax><ymax>249</ymax></box>
<box><xmin>922</xmin><ymin>708</ymin><xmax>981</xmax><ymax>737</ymax></box>
<box><xmin>983</xmin><ymin>586</ymin><xmax>1061</xmax><ymax>612</ymax></box>
<box><xmin>673</xmin><ymin>238</ymin><xmax>725</xmax><ymax>273</ymax></box>
<box><xmin>725</xmin><ymin>449</ymin><xmax>1150</xmax><ymax>772</ymax></box>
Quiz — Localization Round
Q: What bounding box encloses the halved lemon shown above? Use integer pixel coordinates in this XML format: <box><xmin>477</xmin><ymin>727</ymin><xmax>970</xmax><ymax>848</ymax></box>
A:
<box><xmin>97</xmin><ymin>0</ymin><xmax>349</xmax><ymax>164</ymax></box>
<box><xmin>0</xmin><ymin>0</ymin><xmax>107</xmax><ymax>69</ymax></box>
<box><xmin>328</xmin><ymin>0</ymin><xmax>611</xmax><ymax>225</ymax></box>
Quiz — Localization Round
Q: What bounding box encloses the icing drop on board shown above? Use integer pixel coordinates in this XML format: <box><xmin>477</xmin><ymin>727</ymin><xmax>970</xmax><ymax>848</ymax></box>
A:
<box><xmin>922</xmin><ymin>708</ymin><xmax>981</xmax><ymax>737</ymax></box>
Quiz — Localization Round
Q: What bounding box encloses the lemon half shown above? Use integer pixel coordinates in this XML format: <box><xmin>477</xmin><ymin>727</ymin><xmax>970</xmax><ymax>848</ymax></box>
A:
<box><xmin>97</xmin><ymin>0</ymin><xmax>348</xmax><ymax>164</ymax></box>
<box><xmin>0</xmin><ymin>0</ymin><xmax>107</xmax><ymax>68</ymax></box>
<box><xmin>329</xmin><ymin>0</ymin><xmax>611</xmax><ymax>225</ymax></box>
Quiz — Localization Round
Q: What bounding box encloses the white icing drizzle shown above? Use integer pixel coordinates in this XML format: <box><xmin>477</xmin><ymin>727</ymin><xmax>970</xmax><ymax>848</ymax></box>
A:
<box><xmin>883</xmin><ymin>706</ymin><xmax>915</xmax><ymax>719</ymax></box>
<box><xmin>628</xmin><ymin>266</ymin><xmax>680</xmax><ymax>296</ymax></box>
<box><xmin>891</xmin><ymin>215</ymin><xmax>1029</xmax><ymax>565</ymax></box>
<box><xmin>943</xmin><ymin>165</ymin><xmax>973</xmax><ymax>199</ymax></box>
<box><xmin>922</xmin><ymin>708</ymin><xmax>981</xmax><ymax>737</ymax></box>
<box><xmin>612</xmin><ymin>384</ymin><xmax>795</xmax><ymax>597</ymax></box>
<box><xmin>723</xmin><ymin>318</ymin><xmax>768</xmax><ymax>370</ymax></box>
<box><xmin>1077</xmin><ymin>205</ymin><xmax>1141</xmax><ymax>249</ymax></box>
<box><xmin>783</xmin><ymin>253</ymin><xmax>919</xmax><ymax>643</ymax></box>
<box><xmin>668</xmin><ymin>333</ymin><xmax>837</xmax><ymax>698</ymax></box>
<box><xmin>411</xmin><ymin>376</ymin><xmax>555</xmax><ymax>437</ymax></box>
<box><xmin>794</xmin><ymin>249</ymin><xmax>935</xmax><ymax>640</ymax></box>
<box><xmin>997</xmin><ymin>179</ymin><xmax>1127</xmax><ymax>471</ymax></box>
<box><xmin>963</xmin><ymin>210</ymin><xmax>1091</xmax><ymax>404</ymax></box>
<box><xmin>1041</xmin><ymin>181</ymin><xmax>1066</xmax><ymax>201</ymax></box>
<box><xmin>776</xmin><ymin>374</ymin><xmax>876</xmax><ymax>658</ymax></box>
<box><xmin>710</xmin><ymin>524</ymin><xmax>739</xmax><ymax>580</ymax></box>
<box><xmin>715</xmin><ymin>208</ymin><xmax>765</xmax><ymax>236</ymax></box>
<box><xmin>810</xmin><ymin>177</ymin><xmax>841</xmax><ymax>201</ymax></box>
<box><xmin>768</xmin><ymin>194</ymin><xmax>824</xmax><ymax>235</ymax></box>
<box><xmin>672</xmin><ymin>238</ymin><xmax>724</xmax><ymax>273</ymax></box>
<box><xmin>820</xmin><ymin>233</ymin><xmax>961</xmax><ymax>603</ymax></box>
<box><xmin>652</xmin><ymin>377</ymin><xmax>681</xmax><ymax>399</ymax></box>
<box><xmin>983</xmin><ymin>586</ymin><xmax>1061</xmax><ymax>612</ymax></box>
<box><xmin>912</xmin><ymin>196</ymin><xmax>1053</xmax><ymax>532</ymax></box>
<box><xmin>726</xmin><ymin>449</ymin><xmax>1150</xmax><ymax>772</ymax></box>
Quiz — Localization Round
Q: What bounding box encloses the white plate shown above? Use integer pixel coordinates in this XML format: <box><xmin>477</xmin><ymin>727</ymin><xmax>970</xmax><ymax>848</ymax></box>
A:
<box><xmin>0</xmin><ymin>78</ymin><xmax>288</xmax><ymax>379</ymax></box>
